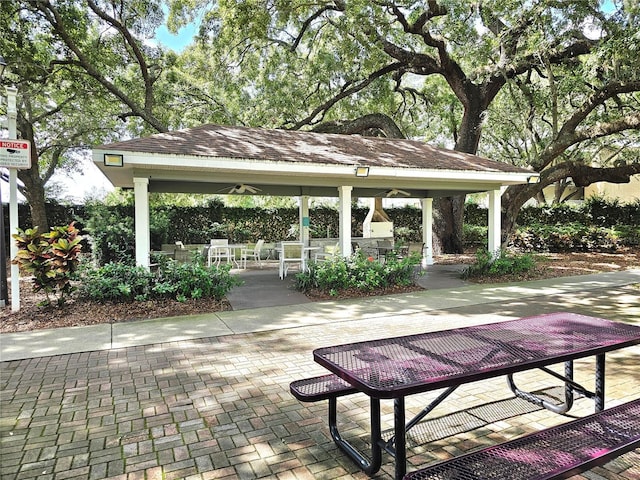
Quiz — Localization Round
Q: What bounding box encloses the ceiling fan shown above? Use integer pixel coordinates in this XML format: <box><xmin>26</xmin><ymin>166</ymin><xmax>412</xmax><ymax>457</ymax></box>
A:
<box><xmin>378</xmin><ymin>188</ymin><xmax>410</xmax><ymax>197</ymax></box>
<box><xmin>226</xmin><ymin>184</ymin><xmax>262</xmax><ymax>194</ymax></box>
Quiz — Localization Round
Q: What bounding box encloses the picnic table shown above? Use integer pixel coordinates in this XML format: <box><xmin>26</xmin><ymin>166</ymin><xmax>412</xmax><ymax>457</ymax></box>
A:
<box><xmin>307</xmin><ymin>312</ymin><xmax>640</xmax><ymax>479</ymax></box>
<box><xmin>206</xmin><ymin>243</ymin><xmax>246</xmax><ymax>268</ymax></box>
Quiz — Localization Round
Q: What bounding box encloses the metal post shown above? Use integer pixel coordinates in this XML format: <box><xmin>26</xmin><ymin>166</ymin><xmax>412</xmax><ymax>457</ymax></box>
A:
<box><xmin>0</xmin><ymin>56</ymin><xmax>8</xmax><ymax>307</ymax></box>
<box><xmin>0</xmin><ymin>179</ymin><xmax>6</xmax><ymax>306</ymax></box>
<box><xmin>6</xmin><ymin>86</ymin><xmax>19</xmax><ymax>311</ymax></box>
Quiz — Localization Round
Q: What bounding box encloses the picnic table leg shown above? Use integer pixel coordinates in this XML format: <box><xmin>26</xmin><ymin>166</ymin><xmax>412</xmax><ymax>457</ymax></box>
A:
<box><xmin>507</xmin><ymin>361</ymin><xmax>585</xmax><ymax>414</ymax></box>
<box><xmin>328</xmin><ymin>396</ymin><xmax>383</xmax><ymax>475</ymax></box>
<box><xmin>394</xmin><ymin>397</ymin><xmax>406</xmax><ymax>480</ymax></box>
<box><xmin>508</xmin><ymin>358</ymin><xmax>610</xmax><ymax>414</ymax></box>
<box><xmin>595</xmin><ymin>353</ymin><xmax>605</xmax><ymax>412</ymax></box>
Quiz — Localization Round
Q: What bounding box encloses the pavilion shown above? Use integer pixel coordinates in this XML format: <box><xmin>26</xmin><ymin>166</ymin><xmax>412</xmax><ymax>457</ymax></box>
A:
<box><xmin>92</xmin><ymin>123</ymin><xmax>537</xmax><ymax>267</ymax></box>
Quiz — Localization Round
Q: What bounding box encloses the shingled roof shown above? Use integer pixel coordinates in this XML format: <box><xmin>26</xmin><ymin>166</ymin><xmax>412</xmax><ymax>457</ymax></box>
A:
<box><xmin>93</xmin><ymin>123</ymin><xmax>538</xmax><ymax>199</ymax></box>
<box><xmin>97</xmin><ymin>123</ymin><xmax>526</xmax><ymax>174</ymax></box>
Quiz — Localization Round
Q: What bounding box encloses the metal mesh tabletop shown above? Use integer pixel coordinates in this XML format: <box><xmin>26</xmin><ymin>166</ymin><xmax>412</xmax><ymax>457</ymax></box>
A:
<box><xmin>313</xmin><ymin>313</ymin><xmax>640</xmax><ymax>398</ymax></box>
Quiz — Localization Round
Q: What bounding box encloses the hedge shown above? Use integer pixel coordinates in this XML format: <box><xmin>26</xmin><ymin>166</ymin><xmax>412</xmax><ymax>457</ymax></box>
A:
<box><xmin>5</xmin><ymin>196</ymin><xmax>638</xmax><ymax>262</ymax></box>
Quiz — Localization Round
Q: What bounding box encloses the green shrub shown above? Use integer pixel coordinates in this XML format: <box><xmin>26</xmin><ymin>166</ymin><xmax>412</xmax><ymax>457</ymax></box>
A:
<box><xmin>153</xmin><ymin>259</ymin><xmax>243</xmax><ymax>301</ymax></box>
<box><xmin>464</xmin><ymin>202</ymin><xmax>488</xmax><ymax>225</ymax></box>
<box><xmin>462</xmin><ymin>249</ymin><xmax>537</xmax><ymax>279</ymax></box>
<box><xmin>584</xmin><ymin>196</ymin><xmax>623</xmax><ymax>227</ymax></box>
<box><xmin>294</xmin><ymin>251</ymin><xmax>421</xmax><ymax>296</ymax></box>
<box><xmin>78</xmin><ymin>258</ymin><xmax>242</xmax><ymax>303</ymax></box>
<box><xmin>13</xmin><ymin>222</ymin><xmax>83</xmax><ymax>307</ymax></box>
<box><xmin>83</xmin><ymin>202</ymin><xmax>135</xmax><ymax>265</ymax></box>
<box><xmin>510</xmin><ymin>223</ymin><xmax>619</xmax><ymax>252</ymax></box>
<box><xmin>463</xmin><ymin>224</ymin><xmax>488</xmax><ymax>248</ymax></box>
<box><xmin>79</xmin><ymin>262</ymin><xmax>154</xmax><ymax>302</ymax></box>
<box><xmin>613</xmin><ymin>225</ymin><xmax>640</xmax><ymax>246</ymax></box>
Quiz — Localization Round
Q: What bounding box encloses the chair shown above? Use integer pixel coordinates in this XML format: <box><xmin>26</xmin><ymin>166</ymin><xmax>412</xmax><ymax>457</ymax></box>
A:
<box><xmin>314</xmin><ymin>242</ymin><xmax>340</xmax><ymax>262</ymax></box>
<box><xmin>241</xmin><ymin>240</ymin><xmax>265</xmax><ymax>269</ymax></box>
<box><xmin>407</xmin><ymin>242</ymin><xmax>425</xmax><ymax>256</ymax></box>
<box><xmin>376</xmin><ymin>240</ymin><xmax>393</xmax><ymax>262</ymax></box>
<box><xmin>207</xmin><ymin>239</ymin><xmax>234</xmax><ymax>267</ymax></box>
<box><xmin>174</xmin><ymin>241</ymin><xmax>192</xmax><ymax>262</ymax></box>
<box><xmin>278</xmin><ymin>241</ymin><xmax>303</xmax><ymax>279</ymax></box>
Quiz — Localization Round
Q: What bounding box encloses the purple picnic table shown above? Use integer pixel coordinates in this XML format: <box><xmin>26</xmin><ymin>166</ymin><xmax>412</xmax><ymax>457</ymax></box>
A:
<box><xmin>313</xmin><ymin>312</ymin><xmax>640</xmax><ymax>479</ymax></box>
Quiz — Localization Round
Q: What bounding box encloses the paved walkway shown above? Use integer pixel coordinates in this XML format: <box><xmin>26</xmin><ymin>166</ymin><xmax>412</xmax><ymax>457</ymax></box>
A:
<box><xmin>1</xmin><ymin>270</ymin><xmax>640</xmax><ymax>479</ymax></box>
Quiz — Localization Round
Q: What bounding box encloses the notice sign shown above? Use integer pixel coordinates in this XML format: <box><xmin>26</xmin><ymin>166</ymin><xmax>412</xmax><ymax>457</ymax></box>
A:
<box><xmin>0</xmin><ymin>140</ymin><xmax>31</xmax><ymax>169</ymax></box>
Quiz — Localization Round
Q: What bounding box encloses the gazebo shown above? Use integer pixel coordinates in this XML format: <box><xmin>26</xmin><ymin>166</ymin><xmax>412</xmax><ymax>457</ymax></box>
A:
<box><xmin>92</xmin><ymin>124</ymin><xmax>537</xmax><ymax>267</ymax></box>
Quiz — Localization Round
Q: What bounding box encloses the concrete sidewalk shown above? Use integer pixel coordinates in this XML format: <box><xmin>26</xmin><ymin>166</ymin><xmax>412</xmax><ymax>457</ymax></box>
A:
<box><xmin>1</xmin><ymin>270</ymin><xmax>639</xmax><ymax>480</ymax></box>
<box><xmin>2</xmin><ymin>269</ymin><xmax>639</xmax><ymax>362</ymax></box>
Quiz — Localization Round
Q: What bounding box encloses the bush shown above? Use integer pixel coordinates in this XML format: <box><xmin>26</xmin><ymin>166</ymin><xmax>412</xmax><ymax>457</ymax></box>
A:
<box><xmin>78</xmin><ymin>258</ymin><xmax>243</xmax><ymax>303</ymax></box>
<box><xmin>464</xmin><ymin>202</ymin><xmax>488</xmax><ymax>225</ymax></box>
<box><xmin>13</xmin><ymin>222</ymin><xmax>83</xmax><ymax>307</ymax></box>
<box><xmin>463</xmin><ymin>224</ymin><xmax>487</xmax><ymax>248</ymax></box>
<box><xmin>613</xmin><ymin>225</ymin><xmax>640</xmax><ymax>246</ymax></box>
<box><xmin>78</xmin><ymin>262</ymin><xmax>155</xmax><ymax>302</ymax></box>
<box><xmin>294</xmin><ymin>251</ymin><xmax>421</xmax><ymax>296</ymax></box>
<box><xmin>153</xmin><ymin>258</ymin><xmax>243</xmax><ymax>301</ymax></box>
<box><xmin>83</xmin><ymin>202</ymin><xmax>135</xmax><ymax>265</ymax></box>
<box><xmin>462</xmin><ymin>249</ymin><xmax>537</xmax><ymax>280</ymax></box>
<box><xmin>510</xmin><ymin>223</ymin><xmax>619</xmax><ymax>252</ymax></box>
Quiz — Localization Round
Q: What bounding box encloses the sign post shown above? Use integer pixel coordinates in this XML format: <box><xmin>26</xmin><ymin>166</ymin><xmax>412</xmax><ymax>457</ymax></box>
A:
<box><xmin>3</xmin><ymin>86</ymin><xmax>24</xmax><ymax>311</ymax></box>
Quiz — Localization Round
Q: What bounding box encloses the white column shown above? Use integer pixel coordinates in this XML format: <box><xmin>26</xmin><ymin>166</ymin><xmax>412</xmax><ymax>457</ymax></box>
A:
<box><xmin>338</xmin><ymin>186</ymin><xmax>352</xmax><ymax>257</ymax></box>
<box><xmin>487</xmin><ymin>189</ymin><xmax>501</xmax><ymax>257</ymax></box>
<box><xmin>299</xmin><ymin>195</ymin><xmax>310</xmax><ymax>245</ymax></box>
<box><xmin>421</xmin><ymin>198</ymin><xmax>434</xmax><ymax>266</ymax></box>
<box><xmin>134</xmin><ymin>177</ymin><xmax>150</xmax><ymax>268</ymax></box>
<box><xmin>7</xmin><ymin>87</ymin><xmax>19</xmax><ymax>311</ymax></box>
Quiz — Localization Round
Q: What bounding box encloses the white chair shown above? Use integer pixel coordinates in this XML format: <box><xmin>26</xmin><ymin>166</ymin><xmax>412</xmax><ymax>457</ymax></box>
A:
<box><xmin>314</xmin><ymin>242</ymin><xmax>340</xmax><ymax>262</ymax></box>
<box><xmin>207</xmin><ymin>239</ymin><xmax>234</xmax><ymax>267</ymax></box>
<box><xmin>278</xmin><ymin>241</ymin><xmax>303</xmax><ymax>279</ymax></box>
<box><xmin>241</xmin><ymin>240</ymin><xmax>264</xmax><ymax>269</ymax></box>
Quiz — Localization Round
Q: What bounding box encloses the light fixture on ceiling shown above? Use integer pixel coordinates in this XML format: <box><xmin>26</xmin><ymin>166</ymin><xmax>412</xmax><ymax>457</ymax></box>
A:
<box><xmin>527</xmin><ymin>175</ymin><xmax>540</xmax><ymax>184</ymax></box>
<box><xmin>355</xmin><ymin>166</ymin><xmax>369</xmax><ymax>177</ymax></box>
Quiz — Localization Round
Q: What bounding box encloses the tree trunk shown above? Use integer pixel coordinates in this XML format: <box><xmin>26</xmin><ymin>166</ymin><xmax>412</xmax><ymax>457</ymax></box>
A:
<box><xmin>501</xmin><ymin>183</ymin><xmax>542</xmax><ymax>245</ymax></box>
<box><xmin>433</xmin><ymin>196</ymin><xmax>465</xmax><ymax>254</ymax></box>
<box><xmin>18</xmin><ymin>146</ymin><xmax>49</xmax><ymax>232</ymax></box>
<box><xmin>433</xmin><ymin>96</ymin><xmax>486</xmax><ymax>254</ymax></box>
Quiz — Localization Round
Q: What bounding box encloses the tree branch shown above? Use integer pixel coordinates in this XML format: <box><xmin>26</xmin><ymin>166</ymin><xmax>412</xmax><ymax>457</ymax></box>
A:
<box><xmin>542</xmin><ymin>161</ymin><xmax>640</xmax><ymax>187</ymax></box>
<box><xmin>28</xmin><ymin>0</ymin><xmax>167</xmax><ymax>133</ymax></box>
<box><xmin>286</xmin><ymin>62</ymin><xmax>403</xmax><ymax>129</ymax></box>
<box><xmin>536</xmin><ymin>89</ymin><xmax>640</xmax><ymax>168</ymax></box>
<box><xmin>310</xmin><ymin>113</ymin><xmax>405</xmax><ymax>138</ymax></box>
<box><xmin>289</xmin><ymin>2</ymin><xmax>345</xmax><ymax>52</ymax></box>
<box><xmin>86</xmin><ymin>0</ymin><xmax>163</xmax><ymax>117</ymax></box>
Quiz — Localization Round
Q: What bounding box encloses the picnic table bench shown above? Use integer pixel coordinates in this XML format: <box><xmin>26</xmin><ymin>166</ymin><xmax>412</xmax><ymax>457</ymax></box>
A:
<box><xmin>291</xmin><ymin>313</ymin><xmax>640</xmax><ymax>480</ymax></box>
<box><xmin>291</xmin><ymin>376</ymin><xmax>640</xmax><ymax>480</ymax></box>
<box><xmin>290</xmin><ymin>373</ymin><xmax>358</xmax><ymax>402</ymax></box>
<box><xmin>404</xmin><ymin>398</ymin><xmax>640</xmax><ymax>480</ymax></box>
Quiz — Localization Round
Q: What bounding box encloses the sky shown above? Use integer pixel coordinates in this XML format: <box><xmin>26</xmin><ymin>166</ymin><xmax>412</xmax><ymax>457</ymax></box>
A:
<box><xmin>155</xmin><ymin>21</ymin><xmax>199</xmax><ymax>52</ymax></box>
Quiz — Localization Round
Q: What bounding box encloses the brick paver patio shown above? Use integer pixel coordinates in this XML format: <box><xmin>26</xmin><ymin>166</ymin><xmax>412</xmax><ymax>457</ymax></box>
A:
<box><xmin>2</xmin><ymin>283</ymin><xmax>639</xmax><ymax>479</ymax></box>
